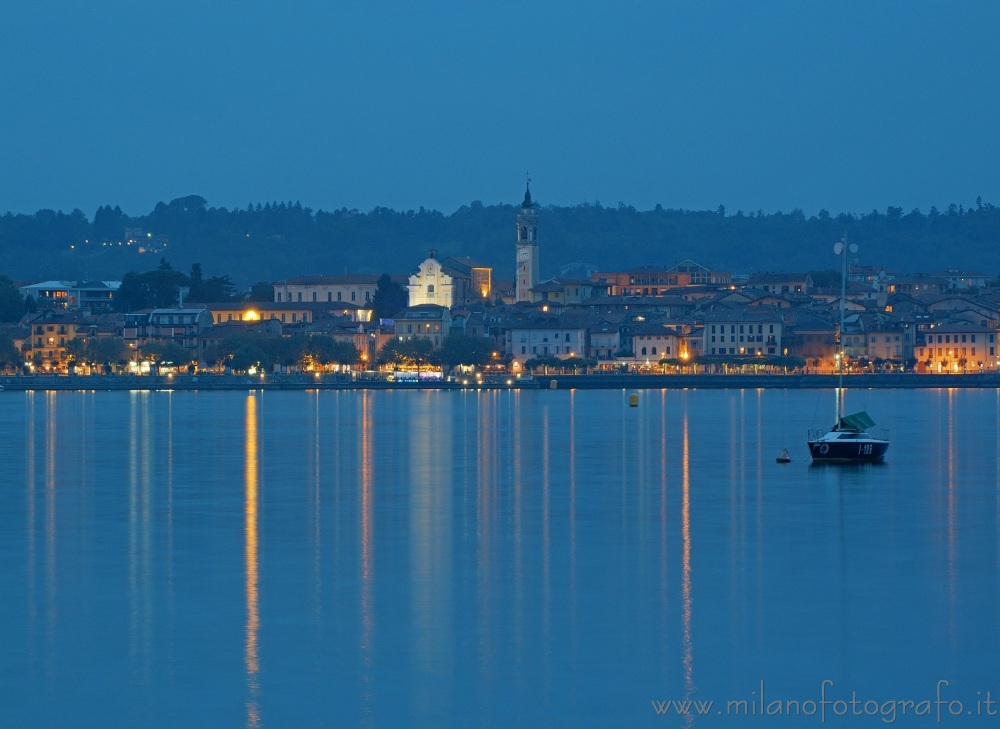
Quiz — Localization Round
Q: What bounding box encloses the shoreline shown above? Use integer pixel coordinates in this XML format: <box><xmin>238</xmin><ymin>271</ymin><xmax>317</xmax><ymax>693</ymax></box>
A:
<box><xmin>3</xmin><ymin>372</ymin><xmax>999</xmax><ymax>391</ymax></box>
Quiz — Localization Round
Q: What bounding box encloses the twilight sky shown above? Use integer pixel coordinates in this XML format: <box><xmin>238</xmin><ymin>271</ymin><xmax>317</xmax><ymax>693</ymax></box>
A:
<box><xmin>1</xmin><ymin>1</ymin><xmax>998</xmax><ymax>218</ymax></box>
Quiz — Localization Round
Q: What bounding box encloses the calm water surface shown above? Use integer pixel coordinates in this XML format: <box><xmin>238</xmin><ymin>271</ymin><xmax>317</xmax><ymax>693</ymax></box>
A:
<box><xmin>1</xmin><ymin>387</ymin><xmax>999</xmax><ymax>727</ymax></box>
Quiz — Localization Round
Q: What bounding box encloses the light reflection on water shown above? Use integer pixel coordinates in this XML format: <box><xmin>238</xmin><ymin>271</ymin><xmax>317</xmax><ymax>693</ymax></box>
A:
<box><xmin>1</xmin><ymin>388</ymin><xmax>1000</xmax><ymax>727</ymax></box>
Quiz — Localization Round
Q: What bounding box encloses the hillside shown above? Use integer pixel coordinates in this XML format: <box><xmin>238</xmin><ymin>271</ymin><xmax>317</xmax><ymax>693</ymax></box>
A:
<box><xmin>1</xmin><ymin>195</ymin><xmax>997</xmax><ymax>285</ymax></box>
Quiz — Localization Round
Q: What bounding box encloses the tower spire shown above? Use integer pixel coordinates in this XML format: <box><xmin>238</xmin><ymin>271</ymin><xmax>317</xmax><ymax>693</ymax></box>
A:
<box><xmin>515</xmin><ymin>177</ymin><xmax>539</xmax><ymax>303</ymax></box>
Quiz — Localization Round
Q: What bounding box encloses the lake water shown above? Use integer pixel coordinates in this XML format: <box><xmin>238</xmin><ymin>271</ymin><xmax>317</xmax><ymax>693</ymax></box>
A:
<box><xmin>2</xmin><ymin>387</ymin><xmax>999</xmax><ymax>727</ymax></box>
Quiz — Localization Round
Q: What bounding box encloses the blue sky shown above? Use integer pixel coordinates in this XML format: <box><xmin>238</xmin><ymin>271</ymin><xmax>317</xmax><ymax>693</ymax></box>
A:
<box><xmin>1</xmin><ymin>1</ymin><xmax>998</xmax><ymax>218</ymax></box>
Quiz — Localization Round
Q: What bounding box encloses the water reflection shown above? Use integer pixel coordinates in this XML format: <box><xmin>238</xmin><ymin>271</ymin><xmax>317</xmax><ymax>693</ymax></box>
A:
<box><xmin>45</xmin><ymin>392</ymin><xmax>57</xmax><ymax>674</ymax></box>
<box><xmin>359</xmin><ymin>389</ymin><xmax>374</xmax><ymax>722</ymax></box>
<box><xmin>25</xmin><ymin>392</ymin><xmax>37</xmax><ymax>672</ymax></box>
<box><xmin>244</xmin><ymin>394</ymin><xmax>261</xmax><ymax>728</ymax></box>
<box><xmin>680</xmin><ymin>401</ymin><xmax>695</xmax><ymax>728</ymax></box>
<box><xmin>128</xmin><ymin>391</ymin><xmax>153</xmax><ymax>682</ymax></box>
<box><xmin>409</xmin><ymin>394</ymin><xmax>453</xmax><ymax>722</ymax></box>
<box><xmin>946</xmin><ymin>389</ymin><xmax>957</xmax><ymax>651</ymax></box>
<box><xmin>8</xmin><ymin>388</ymin><xmax>1000</xmax><ymax>727</ymax></box>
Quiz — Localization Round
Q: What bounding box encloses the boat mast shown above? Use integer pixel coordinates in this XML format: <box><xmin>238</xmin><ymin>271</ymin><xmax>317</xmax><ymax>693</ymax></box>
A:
<box><xmin>834</xmin><ymin>236</ymin><xmax>857</xmax><ymax>426</ymax></box>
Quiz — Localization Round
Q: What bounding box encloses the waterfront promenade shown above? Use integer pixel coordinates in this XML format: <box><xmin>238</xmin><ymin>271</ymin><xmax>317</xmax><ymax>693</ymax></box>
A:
<box><xmin>3</xmin><ymin>371</ymin><xmax>1000</xmax><ymax>391</ymax></box>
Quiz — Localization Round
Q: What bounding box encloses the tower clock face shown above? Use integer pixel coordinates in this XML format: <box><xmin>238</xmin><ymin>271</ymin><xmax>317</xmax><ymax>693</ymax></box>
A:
<box><xmin>518</xmin><ymin>247</ymin><xmax>530</xmax><ymax>261</ymax></box>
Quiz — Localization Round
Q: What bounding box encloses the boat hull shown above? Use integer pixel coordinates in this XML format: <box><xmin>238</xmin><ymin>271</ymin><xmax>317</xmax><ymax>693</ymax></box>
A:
<box><xmin>807</xmin><ymin>438</ymin><xmax>888</xmax><ymax>463</ymax></box>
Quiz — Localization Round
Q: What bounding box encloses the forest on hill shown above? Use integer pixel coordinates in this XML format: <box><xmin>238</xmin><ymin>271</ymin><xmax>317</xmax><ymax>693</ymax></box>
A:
<box><xmin>1</xmin><ymin>194</ymin><xmax>998</xmax><ymax>287</ymax></box>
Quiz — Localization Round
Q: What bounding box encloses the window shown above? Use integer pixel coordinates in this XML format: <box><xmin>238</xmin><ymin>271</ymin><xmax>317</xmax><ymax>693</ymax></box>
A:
<box><xmin>312</xmin><ymin>292</ymin><xmax>317</xmax><ymax>302</ymax></box>
<box><xmin>428</xmin><ymin>285</ymin><xmax>435</xmax><ymax>293</ymax></box>
<box><xmin>641</xmin><ymin>347</ymin><xmax>647</xmax><ymax>355</ymax></box>
<box><xmin>351</xmin><ymin>292</ymin><xmax>356</xmax><ymax>301</ymax></box>
<box><xmin>521</xmin><ymin>346</ymin><xmax>526</xmax><ymax>354</ymax></box>
<box><xmin>327</xmin><ymin>292</ymin><xmax>332</xmax><ymax>302</ymax></box>
<box><xmin>297</xmin><ymin>292</ymin><xmax>302</xmax><ymax>302</ymax></box>
<box><xmin>337</xmin><ymin>292</ymin><xmax>342</xmax><ymax>301</ymax></box>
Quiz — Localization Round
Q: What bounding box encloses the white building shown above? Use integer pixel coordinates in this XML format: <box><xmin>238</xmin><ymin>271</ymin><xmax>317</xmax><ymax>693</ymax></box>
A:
<box><xmin>505</xmin><ymin>319</ymin><xmax>588</xmax><ymax>368</ymax></box>
<box><xmin>407</xmin><ymin>251</ymin><xmax>456</xmax><ymax>308</ymax></box>
<box><xmin>274</xmin><ymin>275</ymin><xmax>384</xmax><ymax>305</ymax></box>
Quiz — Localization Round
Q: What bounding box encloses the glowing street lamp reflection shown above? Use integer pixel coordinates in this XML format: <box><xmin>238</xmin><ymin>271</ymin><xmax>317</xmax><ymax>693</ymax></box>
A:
<box><xmin>244</xmin><ymin>395</ymin><xmax>261</xmax><ymax>727</ymax></box>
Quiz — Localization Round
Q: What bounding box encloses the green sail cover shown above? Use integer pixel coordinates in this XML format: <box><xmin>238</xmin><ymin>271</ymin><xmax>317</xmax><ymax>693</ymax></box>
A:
<box><xmin>839</xmin><ymin>411</ymin><xmax>876</xmax><ymax>431</ymax></box>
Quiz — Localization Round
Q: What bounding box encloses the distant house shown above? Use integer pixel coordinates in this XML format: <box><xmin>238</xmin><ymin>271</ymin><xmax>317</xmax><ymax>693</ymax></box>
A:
<box><xmin>744</xmin><ymin>272</ymin><xmax>813</xmax><ymax>296</ymax></box>
<box><xmin>629</xmin><ymin>322</ymin><xmax>686</xmax><ymax>363</ymax></box>
<box><xmin>504</xmin><ymin>318</ymin><xmax>589</xmax><ymax>369</ymax></box>
<box><xmin>915</xmin><ymin>322</ymin><xmax>998</xmax><ymax>372</ymax></box>
<box><xmin>24</xmin><ymin>310</ymin><xmax>88</xmax><ymax>368</ymax></box>
<box><xmin>274</xmin><ymin>274</ymin><xmax>399</xmax><ymax>305</ymax></box>
<box><xmin>530</xmin><ymin>277</ymin><xmax>606</xmax><ymax>305</ymax></box>
<box><xmin>393</xmin><ymin>304</ymin><xmax>452</xmax><ymax>347</ymax></box>
<box><xmin>699</xmin><ymin>309</ymin><xmax>783</xmax><ymax>357</ymax></box>
<box><xmin>785</xmin><ymin>315</ymin><xmax>836</xmax><ymax>369</ymax></box>
<box><xmin>666</xmin><ymin>259</ymin><xmax>731</xmax><ymax>286</ymax></box>
<box><xmin>124</xmin><ymin>307</ymin><xmax>213</xmax><ymax>351</ymax></box>
<box><xmin>20</xmin><ymin>280</ymin><xmax>120</xmax><ymax>311</ymax></box>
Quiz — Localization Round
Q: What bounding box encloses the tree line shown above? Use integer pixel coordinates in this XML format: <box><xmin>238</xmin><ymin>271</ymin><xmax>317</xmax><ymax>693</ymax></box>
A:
<box><xmin>2</xmin><ymin>194</ymin><xmax>999</xmax><ymax>286</ymax></box>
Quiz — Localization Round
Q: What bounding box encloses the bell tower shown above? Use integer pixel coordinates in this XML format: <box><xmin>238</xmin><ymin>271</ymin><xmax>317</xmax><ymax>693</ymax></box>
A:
<box><xmin>515</xmin><ymin>178</ymin><xmax>539</xmax><ymax>303</ymax></box>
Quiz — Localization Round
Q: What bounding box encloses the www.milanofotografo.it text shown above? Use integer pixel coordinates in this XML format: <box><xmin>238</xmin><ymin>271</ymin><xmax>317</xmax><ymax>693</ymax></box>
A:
<box><xmin>652</xmin><ymin>680</ymin><xmax>998</xmax><ymax>723</ymax></box>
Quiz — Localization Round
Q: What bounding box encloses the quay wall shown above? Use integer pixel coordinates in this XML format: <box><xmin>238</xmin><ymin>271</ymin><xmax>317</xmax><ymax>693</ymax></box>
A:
<box><xmin>2</xmin><ymin>372</ymin><xmax>1000</xmax><ymax>392</ymax></box>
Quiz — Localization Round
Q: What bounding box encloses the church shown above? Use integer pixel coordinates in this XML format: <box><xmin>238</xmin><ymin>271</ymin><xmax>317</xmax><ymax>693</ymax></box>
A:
<box><xmin>407</xmin><ymin>249</ymin><xmax>493</xmax><ymax>307</ymax></box>
<box><xmin>406</xmin><ymin>181</ymin><xmax>545</xmax><ymax>308</ymax></box>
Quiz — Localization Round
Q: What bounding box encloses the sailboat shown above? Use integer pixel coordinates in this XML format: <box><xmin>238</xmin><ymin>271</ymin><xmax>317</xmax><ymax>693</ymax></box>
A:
<box><xmin>807</xmin><ymin>238</ymin><xmax>889</xmax><ymax>463</ymax></box>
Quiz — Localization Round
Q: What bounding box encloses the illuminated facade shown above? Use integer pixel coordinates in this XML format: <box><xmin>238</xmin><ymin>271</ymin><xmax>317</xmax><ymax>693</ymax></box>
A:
<box><xmin>408</xmin><ymin>251</ymin><xmax>455</xmax><ymax>308</ymax></box>
<box><xmin>915</xmin><ymin>322</ymin><xmax>997</xmax><ymax>372</ymax></box>
<box><xmin>124</xmin><ymin>307</ymin><xmax>213</xmax><ymax>350</ymax></box>
<box><xmin>19</xmin><ymin>280</ymin><xmax>120</xmax><ymax>311</ymax></box>
<box><xmin>394</xmin><ymin>305</ymin><xmax>452</xmax><ymax>347</ymax></box>
<box><xmin>274</xmin><ymin>275</ymin><xmax>384</xmax><ymax>305</ymax></box>
<box><xmin>25</xmin><ymin>310</ymin><xmax>87</xmax><ymax>368</ymax></box>
<box><xmin>203</xmin><ymin>302</ymin><xmax>372</xmax><ymax>326</ymax></box>
<box><xmin>701</xmin><ymin>309</ymin><xmax>783</xmax><ymax>357</ymax></box>
<box><xmin>408</xmin><ymin>251</ymin><xmax>491</xmax><ymax>307</ymax></box>
<box><xmin>505</xmin><ymin>320</ymin><xmax>588</xmax><ymax>368</ymax></box>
